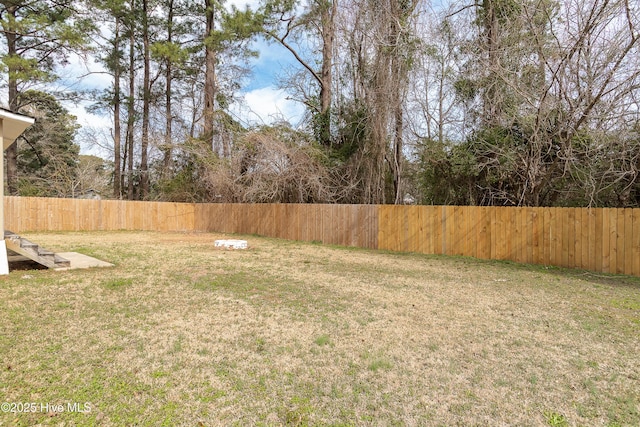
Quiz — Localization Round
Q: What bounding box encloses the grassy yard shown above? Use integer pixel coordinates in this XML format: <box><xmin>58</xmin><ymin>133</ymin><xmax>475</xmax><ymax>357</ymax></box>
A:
<box><xmin>0</xmin><ymin>231</ymin><xmax>638</xmax><ymax>426</ymax></box>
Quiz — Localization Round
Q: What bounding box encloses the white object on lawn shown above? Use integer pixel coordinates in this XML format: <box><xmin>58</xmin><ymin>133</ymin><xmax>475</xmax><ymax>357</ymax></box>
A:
<box><xmin>214</xmin><ymin>239</ymin><xmax>248</xmax><ymax>249</ymax></box>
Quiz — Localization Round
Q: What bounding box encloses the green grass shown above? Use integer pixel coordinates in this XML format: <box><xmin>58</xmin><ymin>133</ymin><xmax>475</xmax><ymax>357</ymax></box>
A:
<box><xmin>0</xmin><ymin>230</ymin><xmax>638</xmax><ymax>426</ymax></box>
<box><xmin>544</xmin><ymin>410</ymin><xmax>569</xmax><ymax>427</ymax></box>
<box><xmin>102</xmin><ymin>277</ymin><xmax>133</xmax><ymax>289</ymax></box>
<box><xmin>314</xmin><ymin>334</ymin><xmax>331</xmax><ymax>347</ymax></box>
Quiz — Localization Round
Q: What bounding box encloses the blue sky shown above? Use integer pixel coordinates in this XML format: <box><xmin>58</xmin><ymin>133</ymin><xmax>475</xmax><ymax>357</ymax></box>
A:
<box><xmin>55</xmin><ymin>0</ymin><xmax>306</xmax><ymax>156</ymax></box>
<box><xmin>229</xmin><ymin>37</ymin><xmax>306</xmax><ymax>126</ymax></box>
<box><xmin>223</xmin><ymin>0</ymin><xmax>306</xmax><ymax>125</ymax></box>
<box><xmin>63</xmin><ymin>50</ymin><xmax>304</xmax><ymax>156</ymax></box>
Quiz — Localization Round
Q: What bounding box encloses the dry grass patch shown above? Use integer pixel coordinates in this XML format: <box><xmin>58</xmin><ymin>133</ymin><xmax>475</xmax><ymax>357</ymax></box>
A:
<box><xmin>0</xmin><ymin>231</ymin><xmax>638</xmax><ymax>426</ymax></box>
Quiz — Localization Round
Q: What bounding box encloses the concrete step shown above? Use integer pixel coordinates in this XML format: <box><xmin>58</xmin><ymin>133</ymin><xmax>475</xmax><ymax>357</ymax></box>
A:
<box><xmin>4</xmin><ymin>230</ymin><xmax>70</xmax><ymax>269</ymax></box>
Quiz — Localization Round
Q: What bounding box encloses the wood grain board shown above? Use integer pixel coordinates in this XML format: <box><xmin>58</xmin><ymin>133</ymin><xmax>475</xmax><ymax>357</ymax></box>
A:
<box><xmin>5</xmin><ymin>197</ymin><xmax>639</xmax><ymax>276</ymax></box>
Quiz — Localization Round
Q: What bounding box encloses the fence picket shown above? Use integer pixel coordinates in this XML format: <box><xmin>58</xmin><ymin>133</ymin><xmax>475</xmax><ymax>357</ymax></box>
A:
<box><xmin>624</xmin><ymin>209</ymin><xmax>633</xmax><ymax>275</ymax></box>
<box><xmin>602</xmin><ymin>209</ymin><xmax>611</xmax><ymax>273</ymax></box>
<box><xmin>4</xmin><ymin>196</ymin><xmax>639</xmax><ymax>277</ymax></box>
<box><xmin>633</xmin><ymin>209</ymin><xmax>640</xmax><ymax>277</ymax></box>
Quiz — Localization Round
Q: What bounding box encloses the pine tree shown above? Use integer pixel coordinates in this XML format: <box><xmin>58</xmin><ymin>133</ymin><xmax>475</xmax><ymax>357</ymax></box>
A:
<box><xmin>0</xmin><ymin>0</ymin><xmax>93</xmax><ymax>194</ymax></box>
<box><xmin>16</xmin><ymin>90</ymin><xmax>81</xmax><ymax>197</ymax></box>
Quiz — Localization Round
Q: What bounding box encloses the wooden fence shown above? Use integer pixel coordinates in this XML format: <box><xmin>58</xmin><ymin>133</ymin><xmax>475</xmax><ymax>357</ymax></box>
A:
<box><xmin>377</xmin><ymin>205</ymin><xmax>640</xmax><ymax>276</ymax></box>
<box><xmin>4</xmin><ymin>197</ymin><xmax>196</xmax><ymax>232</ymax></box>
<box><xmin>4</xmin><ymin>196</ymin><xmax>640</xmax><ymax>277</ymax></box>
<box><xmin>195</xmin><ymin>203</ymin><xmax>378</xmax><ymax>249</ymax></box>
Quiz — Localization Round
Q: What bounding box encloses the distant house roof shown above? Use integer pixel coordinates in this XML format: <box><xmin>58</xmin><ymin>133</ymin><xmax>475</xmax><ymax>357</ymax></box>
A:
<box><xmin>0</xmin><ymin>108</ymin><xmax>35</xmax><ymax>150</ymax></box>
<box><xmin>77</xmin><ymin>189</ymin><xmax>102</xmax><ymax>200</ymax></box>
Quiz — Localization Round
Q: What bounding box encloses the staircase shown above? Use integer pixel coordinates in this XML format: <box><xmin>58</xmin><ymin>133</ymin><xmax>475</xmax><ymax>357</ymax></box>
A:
<box><xmin>5</xmin><ymin>231</ymin><xmax>70</xmax><ymax>269</ymax></box>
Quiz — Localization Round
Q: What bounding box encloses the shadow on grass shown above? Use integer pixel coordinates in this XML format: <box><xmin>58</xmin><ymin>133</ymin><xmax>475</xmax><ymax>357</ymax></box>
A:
<box><xmin>382</xmin><ymin>248</ymin><xmax>640</xmax><ymax>290</ymax></box>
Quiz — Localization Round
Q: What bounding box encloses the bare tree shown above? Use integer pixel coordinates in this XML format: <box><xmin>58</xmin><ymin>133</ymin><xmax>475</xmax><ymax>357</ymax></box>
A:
<box><xmin>203</xmin><ymin>0</ymin><xmax>218</xmax><ymax>147</ymax></box>
<box><xmin>331</xmin><ymin>0</ymin><xmax>420</xmax><ymax>204</ymax></box>
<box><xmin>419</xmin><ymin>0</ymin><xmax>640</xmax><ymax>206</ymax></box>
<box><xmin>262</xmin><ymin>0</ymin><xmax>338</xmax><ymax>145</ymax></box>
<box><xmin>180</xmin><ymin>125</ymin><xmax>336</xmax><ymax>203</ymax></box>
<box><xmin>236</xmin><ymin>128</ymin><xmax>335</xmax><ymax>202</ymax></box>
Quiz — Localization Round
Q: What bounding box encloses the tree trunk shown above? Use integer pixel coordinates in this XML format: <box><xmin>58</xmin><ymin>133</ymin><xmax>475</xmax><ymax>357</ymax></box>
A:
<box><xmin>370</xmin><ymin>47</ymin><xmax>390</xmax><ymax>204</ymax></box>
<box><xmin>162</xmin><ymin>0</ymin><xmax>175</xmax><ymax>179</ymax></box>
<box><xmin>5</xmin><ymin>5</ymin><xmax>18</xmax><ymax>195</ymax></box>
<box><xmin>482</xmin><ymin>0</ymin><xmax>502</xmax><ymax>127</ymax></box>
<box><xmin>390</xmin><ymin>0</ymin><xmax>407</xmax><ymax>205</ymax></box>
<box><xmin>318</xmin><ymin>0</ymin><xmax>336</xmax><ymax>145</ymax></box>
<box><xmin>127</xmin><ymin>0</ymin><xmax>136</xmax><ymax>200</ymax></box>
<box><xmin>203</xmin><ymin>0</ymin><xmax>216</xmax><ymax>149</ymax></box>
<box><xmin>113</xmin><ymin>16</ymin><xmax>122</xmax><ymax>198</ymax></box>
<box><xmin>140</xmin><ymin>0</ymin><xmax>150</xmax><ymax>198</ymax></box>
<box><xmin>393</xmin><ymin>104</ymin><xmax>403</xmax><ymax>204</ymax></box>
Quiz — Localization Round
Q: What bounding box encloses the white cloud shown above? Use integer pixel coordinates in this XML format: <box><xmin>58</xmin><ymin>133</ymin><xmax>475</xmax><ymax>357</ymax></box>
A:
<box><xmin>68</xmin><ymin>104</ymin><xmax>112</xmax><ymax>129</ymax></box>
<box><xmin>56</xmin><ymin>53</ymin><xmax>112</xmax><ymax>93</ymax></box>
<box><xmin>69</xmin><ymin>86</ymin><xmax>308</xmax><ymax>157</ymax></box>
<box><xmin>233</xmin><ymin>86</ymin><xmax>306</xmax><ymax>127</ymax></box>
<box><xmin>66</xmin><ymin>103</ymin><xmax>113</xmax><ymax>157</ymax></box>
